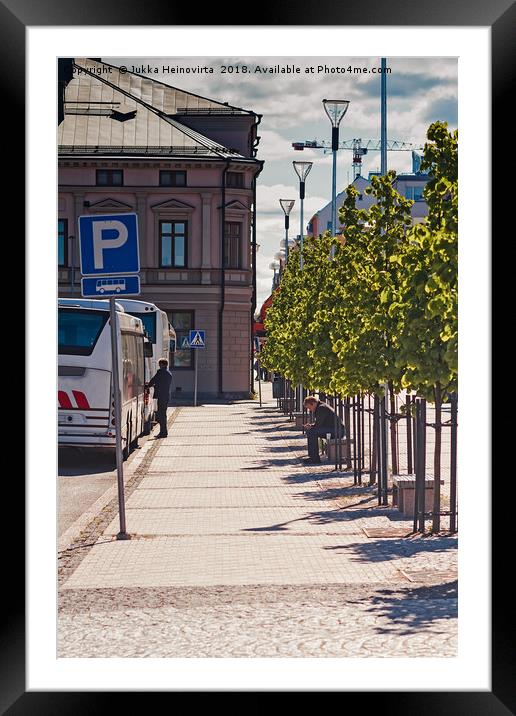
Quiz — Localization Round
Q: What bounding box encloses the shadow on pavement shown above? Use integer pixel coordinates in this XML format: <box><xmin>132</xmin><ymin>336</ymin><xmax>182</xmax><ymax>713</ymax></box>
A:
<box><xmin>323</xmin><ymin>535</ymin><xmax>458</xmax><ymax>562</ymax></box>
<box><xmin>241</xmin><ymin>507</ymin><xmax>392</xmax><ymax>533</ymax></box>
<box><xmin>366</xmin><ymin>581</ymin><xmax>458</xmax><ymax>633</ymax></box>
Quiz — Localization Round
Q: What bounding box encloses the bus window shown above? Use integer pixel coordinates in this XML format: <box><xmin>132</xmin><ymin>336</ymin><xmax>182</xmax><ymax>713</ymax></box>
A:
<box><xmin>58</xmin><ymin>309</ymin><xmax>108</xmax><ymax>356</ymax></box>
<box><xmin>131</xmin><ymin>312</ymin><xmax>156</xmax><ymax>343</ymax></box>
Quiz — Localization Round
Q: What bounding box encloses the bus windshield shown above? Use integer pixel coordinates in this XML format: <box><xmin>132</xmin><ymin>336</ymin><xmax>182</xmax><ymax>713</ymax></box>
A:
<box><xmin>130</xmin><ymin>312</ymin><xmax>157</xmax><ymax>343</ymax></box>
<box><xmin>58</xmin><ymin>309</ymin><xmax>108</xmax><ymax>355</ymax></box>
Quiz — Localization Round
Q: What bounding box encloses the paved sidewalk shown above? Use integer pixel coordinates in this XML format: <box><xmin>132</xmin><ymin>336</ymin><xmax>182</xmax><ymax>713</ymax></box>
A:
<box><xmin>58</xmin><ymin>383</ymin><xmax>457</xmax><ymax>658</ymax></box>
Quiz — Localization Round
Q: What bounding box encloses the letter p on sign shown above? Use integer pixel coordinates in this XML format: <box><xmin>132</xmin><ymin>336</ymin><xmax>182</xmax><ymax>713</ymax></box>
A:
<box><xmin>93</xmin><ymin>220</ymin><xmax>128</xmax><ymax>269</ymax></box>
<box><xmin>79</xmin><ymin>213</ymin><xmax>140</xmax><ymax>276</ymax></box>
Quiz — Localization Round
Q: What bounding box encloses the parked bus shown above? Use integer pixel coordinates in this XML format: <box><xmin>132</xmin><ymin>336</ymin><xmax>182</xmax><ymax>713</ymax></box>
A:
<box><xmin>115</xmin><ymin>299</ymin><xmax>176</xmax><ymax>433</ymax></box>
<box><xmin>58</xmin><ymin>298</ymin><xmax>147</xmax><ymax>458</ymax></box>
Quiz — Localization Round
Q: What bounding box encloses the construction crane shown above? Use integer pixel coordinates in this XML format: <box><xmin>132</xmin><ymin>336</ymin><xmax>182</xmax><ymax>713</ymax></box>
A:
<box><xmin>292</xmin><ymin>138</ymin><xmax>425</xmax><ymax>180</ymax></box>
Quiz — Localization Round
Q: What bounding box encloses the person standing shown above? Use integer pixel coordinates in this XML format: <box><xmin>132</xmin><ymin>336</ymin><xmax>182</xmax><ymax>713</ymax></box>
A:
<box><xmin>303</xmin><ymin>396</ymin><xmax>345</xmax><ymax>464</ymax></box>
<box><xmin>147</xmin><ymin>359</ymin><xmax>173</xmax><ymax>438</ymax></box>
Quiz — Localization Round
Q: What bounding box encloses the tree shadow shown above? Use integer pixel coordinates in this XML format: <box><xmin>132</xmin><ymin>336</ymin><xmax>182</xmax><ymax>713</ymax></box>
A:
<box><xmin>292</xmin><ymin>487</ymin><xmax>378</xmax><ymax>504</ymax></box>
<box><xmin>241</xmin><ymin>507</ymin><xmax>393</xmax><ymax>533</ymax></box>
<box><xmin>323</xmin><ymin>535</ymin><xmax>458</xmax><ymax>562</ymax></box>
<box><xmin>259</xmin><ymin>445</ymin><xmax>304</xmax><ymax>454</ymax></box>
<box><xmin>281</xmin><ymin>469</ymin><xmax>355</xmax><ymax>485</ymax></box>
<box><xmin>365</xmin><ymin>581</ymin><xmax>458</xmax><ymax>634</ymax></box>
<box><xmin>262</xmin><ymin>434</ymin><xmax>306</xmax><ymax>442</ymax></box>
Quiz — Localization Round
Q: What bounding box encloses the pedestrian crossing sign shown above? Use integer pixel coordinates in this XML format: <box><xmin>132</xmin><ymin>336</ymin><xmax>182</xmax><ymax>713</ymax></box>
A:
<box><xmin>188</xmin><ymin>329</ymin><xmax>206</xmax><ymax>348</ymax></box>
<box><xmin>181</xmin><ymin>336</ymin><xmax>191</xmax><ymax>349</ymax></box>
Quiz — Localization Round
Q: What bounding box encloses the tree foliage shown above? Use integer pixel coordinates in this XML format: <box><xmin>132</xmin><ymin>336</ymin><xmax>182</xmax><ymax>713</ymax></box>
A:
<box><xmin>261</xmin><ymin>121</ymin><xmax>458</xmax><ymax>404</ymax></box>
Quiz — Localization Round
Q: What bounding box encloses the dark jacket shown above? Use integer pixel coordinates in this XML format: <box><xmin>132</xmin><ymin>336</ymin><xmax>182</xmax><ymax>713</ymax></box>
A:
<box><xmin>313</xmin><ymin>401</ymin><xmax>345</xmax><ymax>432</ymax></box>
<box><xmin>148</xmin><ymin>367</ymin><xmax>173</xmax><ymax>402</ymax></box>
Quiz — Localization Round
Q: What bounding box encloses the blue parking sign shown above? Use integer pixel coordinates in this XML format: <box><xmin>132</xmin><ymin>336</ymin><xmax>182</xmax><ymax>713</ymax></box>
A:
<box><xmin>79</xmin><ymin>213</ymin><xmax>140</xmax><ymax>276</ymax></box>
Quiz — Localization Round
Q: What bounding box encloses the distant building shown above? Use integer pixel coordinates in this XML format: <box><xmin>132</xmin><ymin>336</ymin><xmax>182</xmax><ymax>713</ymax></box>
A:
<box><xmin>58</xmin><ymin>58</ymin><xmax>264</xmax><ymax>398</ymax></box>
<box><xmin>307</xmin><ymin>172</ymin><xmax>430</xmax><ymax>237</ymax></box>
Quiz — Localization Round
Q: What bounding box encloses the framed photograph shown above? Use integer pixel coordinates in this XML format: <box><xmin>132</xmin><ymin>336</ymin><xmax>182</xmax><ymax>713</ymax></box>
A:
<box><xmin>9</xmin><ymin>0</ymin><xmax>508</xmax><ymax>708</ymax></box>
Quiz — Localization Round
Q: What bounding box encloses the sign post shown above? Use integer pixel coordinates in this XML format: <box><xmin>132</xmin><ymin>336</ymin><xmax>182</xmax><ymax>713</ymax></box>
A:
<box><xmin>193</xmin><ymin>348</ymin><xmax>198</xmax><ymax>407</ymax></box>
<box><xmin>188</xmin><ymin>330</ymin><xmax>206</xmax><ymax>408</ymax></box>
<box><xmin>79</xmin><ymin>213</ymin><xmax>140</xmax><ymax>540</ymax></box>
<box><xmin>109</xmin><ymin>297</ymin><xmax>130</xmax><ymax>539</ymax></box>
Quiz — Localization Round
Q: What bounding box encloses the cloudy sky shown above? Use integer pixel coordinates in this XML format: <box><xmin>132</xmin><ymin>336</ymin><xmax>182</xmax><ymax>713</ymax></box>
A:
<box><xmin>111</xmin><ymin>56</ymin><xmax>458</xmax><ymax>309</ymax></box>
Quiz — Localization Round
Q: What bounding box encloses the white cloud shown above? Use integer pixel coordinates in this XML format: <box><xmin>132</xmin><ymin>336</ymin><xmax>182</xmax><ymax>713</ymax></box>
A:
<box><xmin>107</xmin><ymin>56</ymin><xmax>457</xmax><ymax>306</ymax></box>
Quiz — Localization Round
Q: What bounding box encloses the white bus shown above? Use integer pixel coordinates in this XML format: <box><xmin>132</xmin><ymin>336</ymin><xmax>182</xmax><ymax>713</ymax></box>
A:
<box><xmin>115</xmin><ymin>299</ymin><xmax>176</xmax><ymax>433</ymax></box>
<box><xmin>58</xmin><ymin>298</ymin><xmax>147</xmax><ymax>458</ymax></box>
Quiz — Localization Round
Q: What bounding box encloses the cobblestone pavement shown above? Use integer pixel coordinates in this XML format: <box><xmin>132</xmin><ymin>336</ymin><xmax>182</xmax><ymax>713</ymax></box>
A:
<box><xmin>58</xmin><ymin>384</ymin><xmax>457</xmax><ymax>658</ymax></box>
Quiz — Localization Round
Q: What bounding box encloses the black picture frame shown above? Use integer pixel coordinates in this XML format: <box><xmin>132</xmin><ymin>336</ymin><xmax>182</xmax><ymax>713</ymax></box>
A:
<box><xmin>11</xmin><ymin>0</ymin><xmax>509</xmax><ymax>709</ymax></box>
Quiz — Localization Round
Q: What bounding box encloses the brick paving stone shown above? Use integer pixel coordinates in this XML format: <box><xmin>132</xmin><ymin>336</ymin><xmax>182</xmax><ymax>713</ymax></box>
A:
<box><xmin>127</xmin><ymin>486</ymin><xmax>316</xmax><ymax>508</ymax></box>
<box><xmin>154</xmin><ymin>445</ymin><xmax>268</xmax><ymax>457</ymax></box>
<box><xmin>140</xmin><ymin>473</ymin><xmax>295</xmax><ymax>489</ymax></box>
<box><xmin>101</xmin><ymin>506</ymin><xmax>367</xmax><ymax>536</ymax></box>
<box><xmin>61</xmin><ymin>534</ymin><xmax>403</xmax><ymax>589</ymax></box>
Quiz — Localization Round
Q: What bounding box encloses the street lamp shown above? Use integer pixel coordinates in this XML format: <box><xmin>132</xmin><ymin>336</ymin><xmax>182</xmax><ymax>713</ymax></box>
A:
<box><xmin>322</xmin><ymin>99</ymin><xmax>350</xmax><ymax>245</ymax></box>
<box><xmin>293</xmin><ymin>161</ymin><xmax>313</xmax><ymax>270</ymax></box>
<box><xmin>279</xmin><ymin>199</ymin><xmax>295</xmax><ymax>263</ymax></box>
<box><xmin>269</xmin><ymin>259</ymin><xmax>280</xmax><ymax>289</ymax></box>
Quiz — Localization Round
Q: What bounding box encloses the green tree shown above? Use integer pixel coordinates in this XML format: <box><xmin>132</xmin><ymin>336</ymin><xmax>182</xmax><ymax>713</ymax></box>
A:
<box><xmin>393</xmin><ymin>121</ymin><xmax>458</xmax><ymax>531</ymax></box>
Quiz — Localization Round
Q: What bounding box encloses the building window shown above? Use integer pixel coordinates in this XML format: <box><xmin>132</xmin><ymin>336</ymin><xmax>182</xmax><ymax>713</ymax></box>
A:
<box><xmin>58</xmin><ymin>218</ymin><xmax>67</xmax><ymax>266</ymax></box>
<box><xmin>96</xmin><ymin>169</ymin><xmax>123</xmax><ymax>186</ymax></box>
<box><xmin>224</xmin><ymin>222</ymin><xmax>241</xmax><ymax>268</ymax></box>
<box><xmin>169</xmin><ymin>311</ymin><xmax>194</xmax><ymax>369</ymax></box>
<box><xmin>226</xmin><ymin>172</ymin><xmax>244</xmax><ymax>188</ymax></box>
<box><xmin>159</xmin><ymin>221</ymin><xmax>187</xmax><ymax>267</ymax></box>
<box><xmin>405</xmin><ymin>185</ymin><xmax>425</xmax><ymax>201</ymax></box>
<box><xmin>160</xmin><ymin>170</ymin><xmax>187</xmax><ymax>187</ymax></box>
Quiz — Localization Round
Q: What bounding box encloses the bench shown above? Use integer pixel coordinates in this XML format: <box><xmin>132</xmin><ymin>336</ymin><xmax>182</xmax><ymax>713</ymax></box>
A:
<box><xmin>392</xmin><ymin>475</ymin><xmax>444</xmax><ymax>516</ymax></box>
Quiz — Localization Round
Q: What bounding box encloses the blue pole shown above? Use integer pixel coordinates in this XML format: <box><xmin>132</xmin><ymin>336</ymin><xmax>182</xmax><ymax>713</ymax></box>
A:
<box><xmin>300</xmin><ymin>195</ymin><xmax>304</xmax><ymax>270</ymax></box>
<box><xmin>332</xmin><ymin>147</ymin><xmax>337</xmax><ymax>236</ymax></box>
<box><xmin>381</xmin><ymin>58</ymin><xmax>387</xmax><ymax>175</ymax></box>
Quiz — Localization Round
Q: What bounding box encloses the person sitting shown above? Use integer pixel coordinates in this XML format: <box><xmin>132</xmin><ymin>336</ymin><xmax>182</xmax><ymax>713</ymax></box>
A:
<box><xmin>302</xmin><ymin>396</ymin><xmax>345</xmax><ymax>464</ymax></box>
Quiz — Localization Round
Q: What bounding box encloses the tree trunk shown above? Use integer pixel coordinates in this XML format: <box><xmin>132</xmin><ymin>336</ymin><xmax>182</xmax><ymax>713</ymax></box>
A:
<box><xmin>433</xmin><ymin>382</ymin><xmax>442</xmax><ymax>533</ymax></box>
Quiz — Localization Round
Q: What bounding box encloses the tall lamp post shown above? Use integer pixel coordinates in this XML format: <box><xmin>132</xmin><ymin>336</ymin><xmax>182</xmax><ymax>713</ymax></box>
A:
<box><xmin>279</xmin><ymin>199</ymin><xmax>295</xmax><ymax>264</ymax></box>
<box><xmin>322</xmin><ymin>99</ymin><xmax>350</xmax><ymax>245</ymax></box>
<box><xmin>292</xmin><ymin>161</ymin><xmax>313</xmax><ymax>270</ymax></box>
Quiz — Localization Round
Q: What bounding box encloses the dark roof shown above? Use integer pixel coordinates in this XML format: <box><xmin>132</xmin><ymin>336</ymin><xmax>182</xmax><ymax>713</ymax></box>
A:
<box><xmin>91</xmin><ymin>58</ymin><xmax>254</xmax><ymax>116</ymax></box>
<box><xmin>58</xmin><ymin>59</ymin><xmax>248</xmax><ymax>158</ymax></box>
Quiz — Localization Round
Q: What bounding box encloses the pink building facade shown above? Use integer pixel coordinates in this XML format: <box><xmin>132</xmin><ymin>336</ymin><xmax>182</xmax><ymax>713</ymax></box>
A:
<box><xmin>58</xmin><ymin>58</ymin><xmax>264</xmax><ymax>398</ymax></box>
